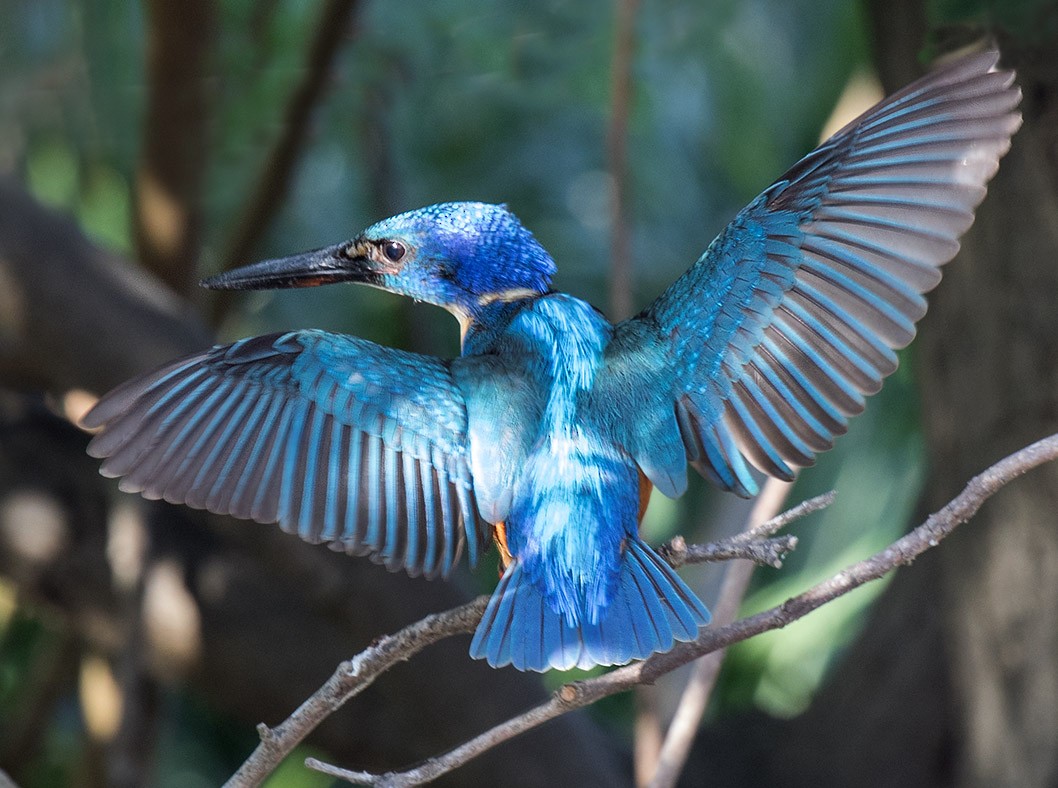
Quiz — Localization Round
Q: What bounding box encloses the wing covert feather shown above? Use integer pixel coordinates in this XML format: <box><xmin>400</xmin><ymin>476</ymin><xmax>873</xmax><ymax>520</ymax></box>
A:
<box><xmin>84</xmin><ymin>330</ymin><xmax>488</xmax><ymax>578</ymax></box>
<box><xmin>613</xmin><ymin>50</ymin><xmax>1020</xmax><ymax>496</ymax></box>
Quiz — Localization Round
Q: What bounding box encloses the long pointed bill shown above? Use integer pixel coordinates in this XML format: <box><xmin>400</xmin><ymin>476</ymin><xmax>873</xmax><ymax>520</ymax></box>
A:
<box><xmin>200</xmin><ymin>242</ymin><xmax>380</xmax><ymax>291</ymax></box>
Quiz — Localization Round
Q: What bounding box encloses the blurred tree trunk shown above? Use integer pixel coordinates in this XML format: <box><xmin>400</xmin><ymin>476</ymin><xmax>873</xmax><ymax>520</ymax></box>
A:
<box><xmin>133</xmin><ymin>0</ymin><xmax>215</xmax><ymax>296</ymax></box>
<box><xmin>684</xmin><ymin>5</ymin><xmax>1058</xmax><ymax>787</ymax></box>
<box><xmin>907</xmin><ymin>25</ymin><xmax>1058</xmax><ymax>788</ymax></box>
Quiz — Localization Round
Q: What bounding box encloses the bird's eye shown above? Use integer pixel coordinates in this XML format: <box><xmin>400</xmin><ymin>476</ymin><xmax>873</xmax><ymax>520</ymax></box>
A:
<box><xmin>382</xmin><ymin>241</ymin><xmax>406</xmax><ymax>263</ymax></box>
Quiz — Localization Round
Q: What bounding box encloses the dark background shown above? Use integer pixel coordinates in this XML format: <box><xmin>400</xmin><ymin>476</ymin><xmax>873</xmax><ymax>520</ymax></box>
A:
<box><xmin>0</xmin><ymin>0</ymin><xmax>1056</xmax><ymax>785</ymax></box>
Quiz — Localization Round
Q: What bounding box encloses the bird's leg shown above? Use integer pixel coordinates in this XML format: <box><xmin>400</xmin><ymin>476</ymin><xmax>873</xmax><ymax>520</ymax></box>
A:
<box><xmin>492</xmin><ymin>522</ymin><xmax>513</xmax><ymax>574</ymax></box>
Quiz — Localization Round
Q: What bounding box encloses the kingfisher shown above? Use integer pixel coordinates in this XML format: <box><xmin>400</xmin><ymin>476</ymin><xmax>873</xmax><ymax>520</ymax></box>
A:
<box><xmin>84</xmin><ymin>51</ymin><xmax>1019</xmax><ymax>672</ymax></box>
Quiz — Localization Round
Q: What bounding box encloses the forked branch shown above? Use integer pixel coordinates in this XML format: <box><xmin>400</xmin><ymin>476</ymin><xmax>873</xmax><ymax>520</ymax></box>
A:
<box><xmin>232</xmin><ymin>433</ymin><xmax>1058</xmax><ymax>787</ymax></box>
<box><xmin>225</xmin><ymin>488</ymin><xmax>830</xmax><ymax>786</ymax></box>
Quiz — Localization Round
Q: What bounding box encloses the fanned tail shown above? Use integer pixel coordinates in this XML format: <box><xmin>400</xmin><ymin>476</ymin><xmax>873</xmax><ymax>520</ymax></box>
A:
<box><xmin>469</xmin><ymin>538</ymin><xmax>710</xmax><ymax>672</ymax></box>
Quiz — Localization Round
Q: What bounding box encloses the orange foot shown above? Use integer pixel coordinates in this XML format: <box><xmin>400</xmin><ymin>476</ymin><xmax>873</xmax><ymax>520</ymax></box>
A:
<box><xmin>637</xmin><ymin>469</ymin><xmax>654</xmax><ymax>524</ymax></box>
<box><xmin>493</xmin><ymin>521</ymin><xmax>513</xmax><ymax>574</ymax></box>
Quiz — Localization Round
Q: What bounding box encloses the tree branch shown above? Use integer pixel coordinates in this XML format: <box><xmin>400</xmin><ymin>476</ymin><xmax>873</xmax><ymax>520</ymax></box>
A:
<box><xmin>210</xmin><ymin>0</ymin><xmax>362</xmax><ymax>326</ymax></box>
<box><xmin>226</xmin><ymin>485</ymin><xmax>824</xmax><ymax>783</ymax></box>
<box><xmin>223</xmin><ymin>598</ymin><xmax>489</xmax><ymax>788</ymax></box>
<box><xmin>660</xmin><ymin>490</ymin><xmax>834</xmax><ymax>569</ymax></box>
<box><xmin>645</xmin><ymin>477</ymin><xmax>793</xmax><ymax>788</ymax></box>
<box><xmin>299</xmin><ymin>433</ymin><xmax>1058</xmax><ymax>786</ymax></box>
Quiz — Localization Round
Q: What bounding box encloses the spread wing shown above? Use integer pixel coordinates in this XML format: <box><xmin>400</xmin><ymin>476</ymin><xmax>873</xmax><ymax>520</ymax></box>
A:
<box><xmin>83</xmin><ymin>330</ymin><xmax>489</xmax><ymax>579</ymax></box>
<box><xmin>611</xmin><ymin>50</ymin><xmax>1020</xmax><ymax>498</ymax></box>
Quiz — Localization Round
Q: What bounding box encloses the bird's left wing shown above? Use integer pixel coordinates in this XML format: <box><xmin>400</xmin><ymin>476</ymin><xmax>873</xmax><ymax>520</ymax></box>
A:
<box><xmin>607</xmin><ymin>50</ymin><xmax>1020</xmax><ymax>498</ymax></box>
<box><xmin>83</xmin><ymin>329</ymin><xmax>488</xmax><ymax>578</ymax></box>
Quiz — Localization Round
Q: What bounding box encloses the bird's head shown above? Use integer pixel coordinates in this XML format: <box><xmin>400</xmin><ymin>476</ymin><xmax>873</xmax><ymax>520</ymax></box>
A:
<box><xmin>203</xmin><ymin>202</ymin><xmax>556</xmax><ymax>325</ymax></box>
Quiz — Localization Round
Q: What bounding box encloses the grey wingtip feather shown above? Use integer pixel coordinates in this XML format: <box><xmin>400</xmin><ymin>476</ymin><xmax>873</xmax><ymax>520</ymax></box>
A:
<box><xmin>80</xmin><ymin>352</ymin><xmax>212</xmax><ymax>430</ymax></box>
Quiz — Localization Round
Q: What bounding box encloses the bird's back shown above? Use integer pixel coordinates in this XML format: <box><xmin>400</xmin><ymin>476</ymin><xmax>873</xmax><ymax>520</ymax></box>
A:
<box><xmin>459</xmin><ymin>293</ymin><xmax>707</xmax><ymax>670</ymax></box>
<box><xmin>458</xmin><ymin>295</ymin><xmax>640</xmax><ymax>619</ymax></box>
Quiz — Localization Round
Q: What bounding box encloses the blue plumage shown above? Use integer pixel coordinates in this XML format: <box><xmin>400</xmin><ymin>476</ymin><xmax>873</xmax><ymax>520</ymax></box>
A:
<box><xmin>84</xmin><ymin>51</ymin><xmax>1019</xmax><ymax>671</ymax></box>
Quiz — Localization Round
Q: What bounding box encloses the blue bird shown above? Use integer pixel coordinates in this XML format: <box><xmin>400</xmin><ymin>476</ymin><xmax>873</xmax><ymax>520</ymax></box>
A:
<box><xmin>84</xmin><ymin>51</ymin><xmax>1019</xmax><ymax>671</ymax></box>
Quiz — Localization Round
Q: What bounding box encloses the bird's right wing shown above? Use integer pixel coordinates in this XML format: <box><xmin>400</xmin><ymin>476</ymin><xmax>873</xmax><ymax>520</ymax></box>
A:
<box><xmin>606</xmin><ymin>50</ymin><xmax>1020</xmax><ymax>499</ymax></box>
<box><xmin>83</xmin><ymin>329</ymin><xmax>489</xmax><ymax>579</ymax></box>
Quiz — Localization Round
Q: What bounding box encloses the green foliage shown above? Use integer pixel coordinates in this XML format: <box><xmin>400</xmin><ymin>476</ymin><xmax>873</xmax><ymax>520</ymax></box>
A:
<box><xmin>0</xmin><ymin>606</ymin><xmax>48</xmax><ymax>712</ymax></box>
<box><xmin>721</xmin><ymin>359</ymin><xmax>925</xmax><ymax>717</ymax></box>
<box><xmin>930</xmin><ymin>0</ymin><xmax>1058</xmax><ymax>43</ymax></box>
<box><xmin>0</xmin><ymin>601</ymin><xmax>83</xmax><ymax>788</ymax></box>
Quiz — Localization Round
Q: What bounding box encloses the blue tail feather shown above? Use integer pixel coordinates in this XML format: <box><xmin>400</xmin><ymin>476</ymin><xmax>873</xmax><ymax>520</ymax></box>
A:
<box><xmin>626</xmin><ymin>540</ymin><xmax>707</xmax><ymax>637</ymax></box>
<box><xmin>469</xmin><ymin>538</ymin><xmax>710</xmax><ymax>672</ymax></box>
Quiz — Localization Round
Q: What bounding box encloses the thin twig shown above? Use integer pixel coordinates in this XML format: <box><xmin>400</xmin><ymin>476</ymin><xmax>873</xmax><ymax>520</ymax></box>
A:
<box><xmin>226</xmin><ymin>498</ymin><xmax>819</xmax><ymax>783</ymax></box>
<box><xmin>646</xmin><ymin>477</ymin><xmax>793</xmax><ymax>788</ymax></box>
<box><xmin>661</xmin><ymin>533</ymin><xmax>798</xmax><ymax>569</ymax></box>
<box><xmin>223</xmin><ymin>597</ymin><xmax>489</xmax><ymax>788</ymax></box>
<box><xmin>210</xmin><ymin>0</ymin><xmax>362</xmax><ymax>326</ymax></box>
<box><xmin>303</xmin><ymin>433</ymin><xmax>1058</xmax><ymax>786</ymax></box>
<box><xmin>660</xmin><ymin>490</ymin><xmax>835</xmax><ymax>569</ymax></box>
<box><xmin>743</xmin><ymin>490</ymin><xmax>837</xmax><ymax>539</ymax></box>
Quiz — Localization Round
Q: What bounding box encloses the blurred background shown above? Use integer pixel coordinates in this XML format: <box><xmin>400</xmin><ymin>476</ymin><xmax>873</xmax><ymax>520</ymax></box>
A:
<box><xmin>0</xmin><ymin>0</ymin><xmax>1056</xmax><ymax>786</ymax></box>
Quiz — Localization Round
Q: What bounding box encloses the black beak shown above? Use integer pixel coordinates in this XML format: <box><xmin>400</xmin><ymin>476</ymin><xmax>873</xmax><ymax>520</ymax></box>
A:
<box><xmin>200</xmin><ymin>241</ymin><xmax>379</xmax><ymax>291</ymax></box>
